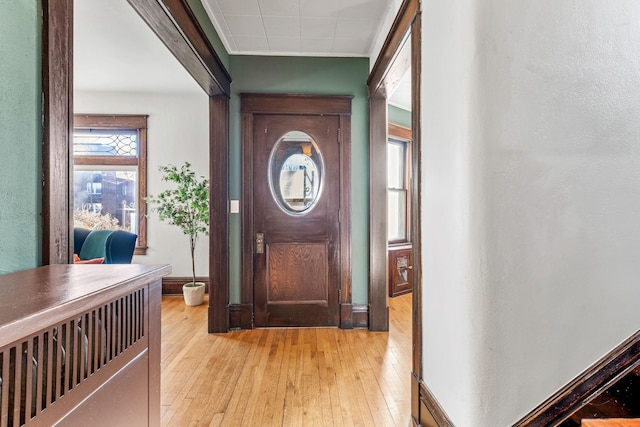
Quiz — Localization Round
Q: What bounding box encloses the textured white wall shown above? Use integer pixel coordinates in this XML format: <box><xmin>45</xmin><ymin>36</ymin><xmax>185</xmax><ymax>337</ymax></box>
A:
<box><xmin>75</xmin><ymin>91</ymin><xmax>209</xmax><ymax>278</ymax></box>
<box><xmin>420</xmin><ymin>1</ymin><xmax>481</xmax><ymax>425</ymax></box>
<box><xmin>421</xmin><ymin>0</ymin><xmax>640</xmax><ymax>425</ymax></box>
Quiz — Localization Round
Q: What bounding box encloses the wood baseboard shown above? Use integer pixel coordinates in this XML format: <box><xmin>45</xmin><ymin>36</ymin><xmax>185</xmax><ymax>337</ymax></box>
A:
<box><xmin>229</xmin><ymin>304</ymin><xmax>253</xmax><ymax>329</ymax></box>
<box><xmin>339</xmin><ymin>303</ymin><xmax>369</xmax><ymax>329</ymax></box>
<box><xmin>411</xmin><ymin>373</ymin><xmax>454</xmax><ymax>427</ymax></box>
<box><xmin>353</xmin><ymin>304</ymin><xmax>369</xmax><ymax>328</ymax></box>
<box><xmin>340</xmin><ymin>303</ymin><xmax>353</xmax><ymax>328</ymax></box>
<box><xmin>162</xmin><ymin>277</ymin><xmax>209</xmax><ymax>295</ymax></box>
<box><xmin>228</xmin><ymin>303</ymin><xmax>367</xmax><ymax>330</ymax></box>
<box><xmin>514</xmin><ymin>329</ymin><xmax>640</xmax><ymax>426</ymax></box>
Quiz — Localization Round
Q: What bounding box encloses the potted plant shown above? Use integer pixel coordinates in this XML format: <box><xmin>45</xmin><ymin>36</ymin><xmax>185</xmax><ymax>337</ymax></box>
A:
<box><xmin>146</xmin><ymin>162</ymin><xmax>209</xmax><ymax>306</ymax></box>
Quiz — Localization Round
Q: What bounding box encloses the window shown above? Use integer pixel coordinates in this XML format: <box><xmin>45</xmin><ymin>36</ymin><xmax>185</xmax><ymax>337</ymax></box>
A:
<box><xmin>387</xmin><ymin>124</ymin><xmax>412</xmax><ymax>243</ymax></box>
<box><xmin>73</xmin><ymin>114</ymin><xmax>148</xmax><ymax>254</ymax></box>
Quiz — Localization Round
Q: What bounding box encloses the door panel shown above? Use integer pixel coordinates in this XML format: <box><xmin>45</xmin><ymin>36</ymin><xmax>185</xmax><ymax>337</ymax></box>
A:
<box><xmin>253</xmin><ymin>114</ymin><xmax>340</xmax><ymax>327</ymax></box>
<box><xmin>267</xmin><ymin>243</ymin><xmax>328</xmax><ymax>302</ymax></box>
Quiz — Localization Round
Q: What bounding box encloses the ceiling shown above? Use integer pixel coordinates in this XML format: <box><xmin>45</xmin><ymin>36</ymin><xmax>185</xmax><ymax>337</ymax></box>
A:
<box><xmin>201</xmin><ymin>0</ymin><xmax>390</xmax><ymax>57</ymax></box>
<box><xmin>388</xmin><ymin>68</ymin><xmax>411</xmax><ymax>111</ymax></box>
<box><xmin>74</xmin><ymin>0</ymin><xmax>410</xmax><ymax>110</ymax></box>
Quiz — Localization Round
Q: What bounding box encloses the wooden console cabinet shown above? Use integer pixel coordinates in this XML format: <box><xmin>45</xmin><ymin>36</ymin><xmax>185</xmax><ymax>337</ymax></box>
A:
<box><xmin>388</xmin><ymin>244</ymin><xmax>412</xmax><ymax>297</ymax></box>
<box><xmin>0</xmin><ymin>264</ymin><xmax>170</xmax><ymax>426</ymax></box>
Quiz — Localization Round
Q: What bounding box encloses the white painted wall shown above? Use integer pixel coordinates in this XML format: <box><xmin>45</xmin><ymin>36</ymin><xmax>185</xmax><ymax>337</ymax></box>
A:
<box><xmin>420</xmin><ymin>1</ymin><xmax>480</xmax><ymax>424</ymax></box>
<box><xmin>75</xmin><ymin>91</ymin><xmax>210</xmax><ymax>279</ymax></box>
<box><xmin>421</xmin><ymin>1</ymin><xmax>640</xmax><ymax>425</ymax></box>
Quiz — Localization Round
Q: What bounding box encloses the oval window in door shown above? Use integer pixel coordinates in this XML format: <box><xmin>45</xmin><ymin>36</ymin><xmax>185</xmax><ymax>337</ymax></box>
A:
<box><xmin>268</xmin><ymin>131</ymin><xmax>323</xmax><ymax>215</ymax></box>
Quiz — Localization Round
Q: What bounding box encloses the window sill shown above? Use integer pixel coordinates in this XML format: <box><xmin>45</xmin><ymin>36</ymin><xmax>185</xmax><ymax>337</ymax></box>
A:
<box><xmin>388</xmin><ymin>241</ymin><xmax>412</xmax><ymax>250</ymax></box>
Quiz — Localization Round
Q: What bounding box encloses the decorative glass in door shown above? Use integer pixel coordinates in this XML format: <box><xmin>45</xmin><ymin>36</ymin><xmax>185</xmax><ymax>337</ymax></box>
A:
<box><xmin>268</xmin><ymin>130</ymin><xmax>324</xmax><ymax>216</ymax></box>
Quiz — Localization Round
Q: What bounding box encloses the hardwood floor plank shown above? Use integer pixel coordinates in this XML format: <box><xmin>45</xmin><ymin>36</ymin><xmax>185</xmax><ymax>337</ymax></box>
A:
<box><xmin>350</xmin><ymin>330</ymin><xmax>395</xmax><ymax>426</ymax></box>
<box><xmin>335</xmin><ymin>331</ymin><xmax>377</xmax><ymax>425</ymax></box>
<box><xmin>317</xmin><ymin>328</ymin><xmax>344</xmax><ymax>427</ymax></box>
<box><xmin>282</xmin><ymin>329</ymin><xmax>305</xmax><ymax>426</ymax></box>
<box><xmin>326</xmin><ymin>330</ymin><xmax>358</xmax><ymax>427</ymax></box>
<box><xmin>215</xmin><ymin>332</ymin><xmax>259</xmax><ymax>426</ymax></box>
<box><xmin>160</xmin><ymin>294</ymin><xmax>412</xmax><ymax>426</ymax></box>
<box><xmin>267</xmin><ymin>329</ymin><xmax>292</xmax><ymax>426</ymax></box>
<box><xmin>240</xmin><ymin>328</ymin><xmax>278</xmax><ymax>424</ymax></box>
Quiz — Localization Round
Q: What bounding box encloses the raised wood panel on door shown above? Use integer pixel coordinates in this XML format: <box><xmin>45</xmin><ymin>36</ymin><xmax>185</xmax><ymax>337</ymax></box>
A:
<box><xmin>266</xmin><ymin>243</ymin><xmax>330</xmax><ymax>324</ymax></box>
<box><xmin>267</xmin><ymin>243</ymin><xmax>328</xmax><ymax>302</ymax></box>
<box><xmin>253</xmin><ymin>114</ymin><xmax>340</xmax><ymax>327</ymax></box>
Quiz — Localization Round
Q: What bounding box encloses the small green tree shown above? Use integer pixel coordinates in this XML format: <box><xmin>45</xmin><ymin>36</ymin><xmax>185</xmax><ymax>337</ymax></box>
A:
<box><xmin>146</xmin><ymin>163</ymin><xmax>209</xmax><ymax>286</ymax></box>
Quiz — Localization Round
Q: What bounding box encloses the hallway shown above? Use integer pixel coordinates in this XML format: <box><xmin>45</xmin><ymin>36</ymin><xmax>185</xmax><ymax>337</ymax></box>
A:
<box><xmin>160</xmin><ymin>294</ymin><xmax>412</xmax><ymax>426</ymax></box>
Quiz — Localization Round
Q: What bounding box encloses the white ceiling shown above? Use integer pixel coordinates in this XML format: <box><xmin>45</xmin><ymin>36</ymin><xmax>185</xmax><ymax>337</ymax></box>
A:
<box><xmin>201</xmin><ymin>0</ymin><xmax>390</xmax><ymax>57</ymax></box>
<box><xmin>74</xmin><ymin>0</ymin><xmax>410</xmax><ymax>111</ymax></box>
<box><xmin>388</xmin><ymin>67</ymin><xmax>411</xmax><ymax>111</ymax></box>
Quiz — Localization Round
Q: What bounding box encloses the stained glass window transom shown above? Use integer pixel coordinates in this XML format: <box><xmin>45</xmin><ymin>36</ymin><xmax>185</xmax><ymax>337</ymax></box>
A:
<box><xmin>73</xmin><ymin>129</ymin><xmax>138</xmax><ymax>157</ymax></box>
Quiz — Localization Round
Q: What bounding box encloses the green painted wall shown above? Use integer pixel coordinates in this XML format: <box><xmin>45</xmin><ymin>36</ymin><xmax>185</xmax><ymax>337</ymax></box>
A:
<box><xmin>0</xmin><ymin>1</ymin><xmax>41</xmax><ymax>274</ymax></box>
<box><xmin>228</xmin><ymin>55</ymin><xmax>370</xmax><ymax>304</ymax></box>
<box><xmin>187</xmin><ymin>0</ymin><xmax>229</xmax><ymax>70</ymax></box>
<box><xmin>388</xmin><ymin>105</ymin><xmax>411</xmax><ymax>128</ymax></box>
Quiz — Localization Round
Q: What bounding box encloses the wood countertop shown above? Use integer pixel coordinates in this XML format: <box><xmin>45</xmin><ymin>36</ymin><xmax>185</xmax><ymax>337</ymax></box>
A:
<box><xmin>0</xmin><ymin>264</ymin><xmax>171</xmax><ymax>347</ymax></box>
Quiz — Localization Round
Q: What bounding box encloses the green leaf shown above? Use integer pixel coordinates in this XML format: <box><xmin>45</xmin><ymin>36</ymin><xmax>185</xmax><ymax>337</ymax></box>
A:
<box><xmin>145</xmin><ymin>162</ymin><xmax>210</xmax><ymax>282</ymax></box>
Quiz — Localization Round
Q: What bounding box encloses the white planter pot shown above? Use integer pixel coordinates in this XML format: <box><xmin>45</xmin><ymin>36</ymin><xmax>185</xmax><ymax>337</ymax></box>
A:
<box><xmin>182</xmin><ymin>282</ymin><xmax>205</xmax><ymax>306</ymax></box>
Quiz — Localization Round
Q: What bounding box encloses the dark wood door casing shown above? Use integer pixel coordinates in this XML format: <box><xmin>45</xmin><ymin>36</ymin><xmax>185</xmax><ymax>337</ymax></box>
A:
<box><xmin>368</xmin><ymin>0</ymin><xmax>426</xmax><ymax>423</ymax></box>
<box><xmin>253</xmin><ymin>114</ymin><xmax>341</xmax><ymax>327</ymax></box>
<box><xmin>42</xmin><ymin>0</ymin><xmax>74</xmax><ymax>266</ymax></box>
<box><xmin>241</xmin><ymin>94</ymin><xmax>353</xmax><ymax>329</ymax></box>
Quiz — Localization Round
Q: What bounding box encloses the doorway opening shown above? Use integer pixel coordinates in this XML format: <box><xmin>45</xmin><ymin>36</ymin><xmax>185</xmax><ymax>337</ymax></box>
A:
<box><xmin>72</xmin><ymin>0</ymin><xmax>208</xmax><ymax>285</ymax></box>
<box><xmin>42</xmin><ymin>0</ymin><xmax>231</xmax><ymax>333</ymax></box>
<box><xmin>366</xmin><ymin>0</ymin><xmax>423</xmax><ymax>422</ymax></box>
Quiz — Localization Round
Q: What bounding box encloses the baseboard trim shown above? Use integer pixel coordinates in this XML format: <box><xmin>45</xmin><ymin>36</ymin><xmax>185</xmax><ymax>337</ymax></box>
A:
<box><xmin>229</xmin><ymin>304</ymin><xmax>253</xmax><ymax>329</ymax></box>
<box><xmin>352</xmin><ymin>304</ymin><xmax>369</xmax><ymax>328</ymax></box>
<box><xmin>162</xmin><ymin>276</ymin><xmax>209</xmax><ymax>295</ymax></box>
<box><xmin>411</xmin><ymin>374</ymin><xmax>453</xmax><ymax>427</ymax></box>
<box><xmin>340</xmin><ymin>303</ymin><xmax>354</xmax><ymax>329</ymax></box>
<box><xmin>513</xmin><ymin>328</ymin><xmax>640</xmax><ymax>426</ymax></box>
<box><xmin>339</xmin><ymin>303</ymin><xmax>369</xmax><ymax>329</ymax></box>
<box><xmin>419</xmin><ymin>380</ymin><xmax>454</xmax><ymax>426</ymax></box>
<box><xmin>411</xmin><ymin>373</ymin><xmax>422</xmax><ymax>426</ymax></box>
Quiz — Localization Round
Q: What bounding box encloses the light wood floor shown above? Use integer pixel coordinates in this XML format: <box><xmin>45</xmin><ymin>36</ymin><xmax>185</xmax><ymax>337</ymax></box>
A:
<box><xmin>160</xmin><ymin>293</ymin><xmax>412</xmax><ymax>426</ymax></box>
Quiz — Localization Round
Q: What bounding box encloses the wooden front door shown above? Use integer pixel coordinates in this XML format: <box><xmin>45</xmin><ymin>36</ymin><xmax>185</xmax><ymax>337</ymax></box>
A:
<box><xmin>253</xmin><ymin>114</ymin><xmax>341</xmax><ymax>327</ymax></box>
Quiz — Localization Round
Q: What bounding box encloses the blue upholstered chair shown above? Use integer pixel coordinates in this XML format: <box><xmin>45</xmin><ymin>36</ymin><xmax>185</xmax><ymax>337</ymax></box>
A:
<box><xmin>74</xmin><ymin>228</ymin><xmax>137</xmax><ymax>264</ymax></box>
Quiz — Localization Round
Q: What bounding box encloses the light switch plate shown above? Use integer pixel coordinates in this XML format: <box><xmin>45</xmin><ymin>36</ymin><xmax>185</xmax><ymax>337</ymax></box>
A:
<box><xmin>230</xmin><ymin>200</ymin><xmax>240</xmax><ymax>213</ymax></box>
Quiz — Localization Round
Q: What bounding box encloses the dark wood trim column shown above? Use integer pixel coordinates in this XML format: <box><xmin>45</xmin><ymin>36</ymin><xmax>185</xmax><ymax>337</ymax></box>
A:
<box><xmin>208</xmin><ymin>95</ymin><xmax>229</xmax><ymax>333</ymax></box>
<box><xmin>410</xmin><ymin>11</ymin><xmax>424</xmax><ymax>425</ymax></box>
<box><xmin>42</xmin><ymin>0</ymin><xmax>74</xmax><ymax>265</ymax></box>
<box><xmin>240</xmin><ymin>110</ymin><xmax>254</xmax><ymax>325</ymax></box>
<box><xmin>368</xmin><ymin>95</ymin><xmax>390</xmax><ymax>331</ymax></box>
<box><xmin>339</xmin><ymin>114</ymin><xmax>354</xmax><ymax>329</ymax></box>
